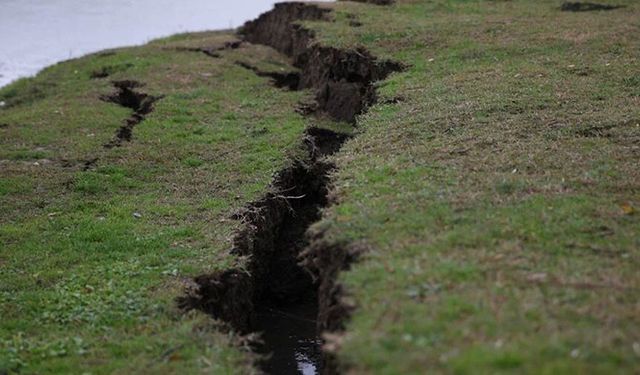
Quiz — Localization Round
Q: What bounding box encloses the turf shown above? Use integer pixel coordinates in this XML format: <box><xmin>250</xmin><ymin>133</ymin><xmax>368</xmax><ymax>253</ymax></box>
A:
<box><xmin>308</xmin><ymin>0</ymin><xmax>640</xmax><ymax>373</ymax></box>
<box><xmin>0</xmin><ymin>31</ymin><xmax>310</xmax><ymax>373</ymax></box>
<box><xmin>1</xmin><ymin>0</ymin><xmax>639</xmax><ymax>374</ymax></box>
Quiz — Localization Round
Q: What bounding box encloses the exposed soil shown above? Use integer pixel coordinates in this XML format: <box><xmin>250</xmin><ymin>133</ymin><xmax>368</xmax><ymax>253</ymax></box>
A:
<box><xmin>180</xmin><ymin>3</ymin><xmax>402</xmax><ymax>374</ymax></box>
<box><xmin>560</xmin><ymin>2</ymin><xmax>624</xmax><ymax>11</ymax></box>
<box><xmin>235</xmin><ymin>61</ymin><xmax>301</xmax><ymax>91</ymax></box>
<box><xmin>100</xmin><ymin>80</ymin><xmax>160</xmax><ymax>148</ymax></box>
<box><xmin>241</xmin><ymin>3</ymin><xmax>404</xmax><ymax>123</ymax></box>
<box><xmin>175</xmin><ymin>40</ymin><xmax>243</xmax><ymax>58</ymax></box>
<box><xmin>82</xmin><ymin>157</ymin><xmax>99</xmax><ymax>171</ymax></box>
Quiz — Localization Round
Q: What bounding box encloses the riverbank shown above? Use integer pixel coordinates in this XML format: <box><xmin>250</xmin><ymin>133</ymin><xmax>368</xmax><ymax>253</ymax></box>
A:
<box><xmin>2</xmin><ymin>0</ymin><xmax>639</xmax><ymax>374</ymax></box>
<box><xmin>0</xmin><ymin>0</ymin><xmax>332</xmax><ymax>88</ymax></box>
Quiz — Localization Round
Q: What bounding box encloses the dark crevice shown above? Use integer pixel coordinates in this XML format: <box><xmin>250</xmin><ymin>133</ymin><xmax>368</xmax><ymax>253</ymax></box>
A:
<box><xmin>380</xmin><ymin>95</ymin><xmax>405</xmax><ymax>105</ymax></box>
<box><xmin>305</xmin><ymin>127</ymin><xmax>351</xmax><ymax>158</ymax></box>
<box><xmin>560</xmin><ymin>2</ymin><xmax>624</xmax><ymax>11</ymax></box>
<box><xmin>241</xmin><ymin>3</ymin><xmax>405</xmax><ymax>123</ymax></box>
<box><xmin>100</xmin><ymin>80</ymin><xmax>160</xmax><ymax>148</ymax></box>
<box><xmin>175</xmin><ymin>40</ymin><xmax>243</xmax><ymax>58</ymax></box>
<box><xmin>236</xmin><ymin>61</ymin><xmax>301</xmax><ymax>91</ymax></box>
<box><xmin>575</xmin><ymin>119</ymin><xmax>640</xmax><ymax>139</ymax></box>
<box><xmin>179</xmin><ymin>3</ymin><xmax>403</xmax><ymax>375</ymax></box>
<box><xmin>82</xmin><ymin>158</ymin><xmax>99</xmax><ymax>171</ymax></box>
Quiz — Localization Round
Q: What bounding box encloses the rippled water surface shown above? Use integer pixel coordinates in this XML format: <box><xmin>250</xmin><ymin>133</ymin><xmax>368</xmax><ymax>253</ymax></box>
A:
<box><xmin>0</xmin><ymin>0</ymin><xmax>326</xmax><ymax>87</ymax></box>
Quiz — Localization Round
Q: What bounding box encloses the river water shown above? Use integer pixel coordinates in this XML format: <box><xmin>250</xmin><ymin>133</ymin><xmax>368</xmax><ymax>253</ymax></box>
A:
<box><xmin>0</xmin><ymin>0</ymin><xmax>327</xmax><ymax>88</ymax></box>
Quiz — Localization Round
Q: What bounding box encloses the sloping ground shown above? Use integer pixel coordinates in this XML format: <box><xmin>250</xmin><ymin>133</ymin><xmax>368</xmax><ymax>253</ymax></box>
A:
<box><xmin>1</xmin><ymin>0</ymin><xmax>639</xmax><ymax>374</ymax></box>
<box><xmin>0</xmin><ymin>31</ymin><xmax>312</xmax><ymax>373</ymax></box>
<box><xmin>307</xmin><ymin>0</ymin><xmax>640</xmax><ymax>373</ymax></box>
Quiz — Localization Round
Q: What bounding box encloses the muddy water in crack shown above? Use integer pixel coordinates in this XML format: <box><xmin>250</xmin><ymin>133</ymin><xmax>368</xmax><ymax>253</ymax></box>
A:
<box><xmin>255</xmin><ymin>295</ymin><xmax>322</xmax><ymax>374</ymax></box>
<box><xmin>0</xmin><ymin>0</ymin><xmax>332</xmax><ymax>88</ymax></box>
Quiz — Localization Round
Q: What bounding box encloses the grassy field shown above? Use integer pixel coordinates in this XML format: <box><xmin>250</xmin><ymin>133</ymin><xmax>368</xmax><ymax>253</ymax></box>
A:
<box><xmin>2</xmin><ymin>0</ymin><xmax>639</xmax><ymax>374</ymax></box>
<box><xmin>312</xmin><ymin>0</ymin><xmax>640</xmax><ymax>373</ymax></box>
<box><xmin>0</xmin><ymin>31</ymin><xmax>314</xmax><ymax>373</ymax></box>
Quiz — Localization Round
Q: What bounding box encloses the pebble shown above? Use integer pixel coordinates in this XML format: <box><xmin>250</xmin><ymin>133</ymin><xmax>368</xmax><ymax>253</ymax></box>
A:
<box><xmin>133</xmin><ymin>212</ymin><xmax>142</xmax><ymax>218</ymax></box>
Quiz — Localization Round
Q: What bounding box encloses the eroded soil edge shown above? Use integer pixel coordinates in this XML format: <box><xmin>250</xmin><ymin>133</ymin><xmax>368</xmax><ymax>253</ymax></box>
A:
<box><xmin>179</xmin><ymin>3</ymin><xmax>402</xmax><ymax>374</ymax></box>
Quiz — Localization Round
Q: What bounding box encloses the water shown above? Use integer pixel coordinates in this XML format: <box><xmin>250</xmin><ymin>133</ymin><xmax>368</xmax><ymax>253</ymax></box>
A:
<box><xmin>0</xmin><ymin>0</ymin><xmax>328</xmax><ymax>88</ymax></box>
<box><xmin>255</xmin><ymin>295</ymin><xmax>322</xmax><ymax>375</ymax></box>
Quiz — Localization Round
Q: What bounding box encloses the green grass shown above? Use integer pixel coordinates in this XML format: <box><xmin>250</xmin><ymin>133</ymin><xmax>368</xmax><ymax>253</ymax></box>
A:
<box><xmin>307</xmin><ymin>0</ymin><xmax>640</xmax><ymax>373</ymax></box>
<box><xmin>0</xmin><ymin>31</ymin><xmax>309</xmax><ymax>374</ymax></box>
<box><xmin>2</xmin><ymin>0</ymin><xmax>640</xmax><ymax>373</ymax></box>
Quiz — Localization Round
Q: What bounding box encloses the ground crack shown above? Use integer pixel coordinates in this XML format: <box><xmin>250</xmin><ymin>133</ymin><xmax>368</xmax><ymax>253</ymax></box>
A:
<box><xmin>174</xmin><ymin>40</ymin><xmax>243</xmax><ymax>58</ymax></box>
<box><xmin>235</xmin><ymin>61</ymin><xmax>301</xmax><ymax>91</ymax></box>
<box><xmin>100</xmin><ymin>80</ymin><xmax>160</xmax><ymax>148</ymax></box>
<box><xmin>179</xmin><ymin>3</ymin><xmax>403</xmax><ymax>375</ymax></box>
<box><xmin>560</xmin><ymin>1</ymin><xmax>624</xmax><ymax>11</ymax></box>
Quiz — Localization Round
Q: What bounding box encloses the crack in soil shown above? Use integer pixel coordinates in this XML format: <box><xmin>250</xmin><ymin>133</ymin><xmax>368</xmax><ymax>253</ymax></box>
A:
<box><xmin>179</xmin><ymin>3</ymin><xmax>402</xmax><ymax>374</ymax></box>
<box><xmin>241</xmin><ymin>3</ymin><xmax>404</xmax><ymax>123</ymax></box>
<box><xmin>101</xmin><ymin>80</ymin><xmax>160</xmax><ymax>148</ymax></box>
<box><xmin>236</xmin><ymin>61</ymin><xmax>301</xmax><ymax>91</ymax></box>
<box><xmin>560</xmin><ymin>1</ymin><xmax>624</xmax><ymax>11</ymax></box>
<box><xmin>175</xmin><ymin>40</ymin><xmax>243</xmax><ymax>58</ymax></box>
<box><xmin>82</xmin><ymin>157</ymin><xmax>99</xmax><ymax>171</ymax></box>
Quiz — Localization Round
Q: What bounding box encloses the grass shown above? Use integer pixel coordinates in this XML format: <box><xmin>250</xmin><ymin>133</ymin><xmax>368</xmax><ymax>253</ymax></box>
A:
<box><xmin>2</xmin><ymin>0</ymin><xmax>639</xmax><ymax>373</ymax></box>
<box><xmin>0</xmin><ymin>31</ymin><xmax>310</xmax><ymax>373</ymax></box>
<box><xmin>306</xmin><ymin>0</ymin><xmax>640</xmax><ymax>373</ymax></box>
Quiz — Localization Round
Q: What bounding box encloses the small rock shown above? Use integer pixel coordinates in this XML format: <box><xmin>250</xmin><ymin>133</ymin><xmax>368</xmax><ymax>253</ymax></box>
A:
<box><xmin>570</xmin><ymin>348</ymin><xmax>580</xmax><ymax>358</ymax></box>
<box><xmin>133</xmin><ymin>212</ymin><xmax>142</xmax><ymax>219</ymax></box>
<box><xmin>0</xmin><ymin>101</ymin><xmax>5</xmax><ymax>107</ymax></box>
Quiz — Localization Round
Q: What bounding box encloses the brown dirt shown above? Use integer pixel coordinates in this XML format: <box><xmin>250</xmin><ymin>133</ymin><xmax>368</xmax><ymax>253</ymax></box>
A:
<box><xmin>241</xmin><ymin>2</ymin><xmax>404</xmax><ymax>123</ymax></box>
